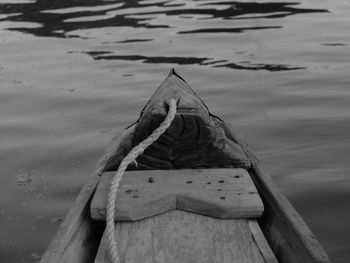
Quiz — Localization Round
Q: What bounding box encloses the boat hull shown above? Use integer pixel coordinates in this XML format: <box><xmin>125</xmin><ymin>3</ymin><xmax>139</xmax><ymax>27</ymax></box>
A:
<box><xmin>39</xmin><ymin>71</ymin><xmax>330</xmax><ymax>263</ymax></box>
<box><xmin>39</xmin><ymin>121</ymin><xmax>330</xmax><ymax>263</ymax></box>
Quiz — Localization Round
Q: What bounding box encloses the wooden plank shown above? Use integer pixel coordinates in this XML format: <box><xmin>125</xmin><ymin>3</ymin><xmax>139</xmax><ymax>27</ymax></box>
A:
<box><xmin>91</xmin><ymin>168</ymin><xmax>263</xmax><ymax>221</ymax></box>
<box><xmin>39</xmin><ymin>127</ymin><xmax>134</xmax><ymax>263</ymax></box>
<box><xmin>222</xmin><ymin>122</ymin><xmax>330</xmax><ymax>263</ymax></box>
<box><xmin>95</xmin><ymin>210</ymin><xmax>266</xmax><ymax>263</ymax></box>
<box><xmin>249</xmin><ymin>220</ymin><xmax>279</xmax><ymax>263</ymax></box>
<box><xmin>40</xmin><ymin>68</ymin><xmax>330</xmax><ymax>263</ymax></box>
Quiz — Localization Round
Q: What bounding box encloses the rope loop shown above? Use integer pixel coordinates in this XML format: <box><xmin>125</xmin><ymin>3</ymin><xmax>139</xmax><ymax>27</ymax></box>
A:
<box><xmin>106</xmin><ymin>98</ymin><xmax>177</xmax><ymax>262</ymax></box>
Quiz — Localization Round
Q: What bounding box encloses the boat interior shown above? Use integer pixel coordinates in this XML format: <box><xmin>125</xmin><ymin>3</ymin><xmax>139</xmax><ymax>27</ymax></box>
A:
<box><xmin>39</xmin><ymin>70</ymin><xmax>330</xmax><ymax>263</ymax></box>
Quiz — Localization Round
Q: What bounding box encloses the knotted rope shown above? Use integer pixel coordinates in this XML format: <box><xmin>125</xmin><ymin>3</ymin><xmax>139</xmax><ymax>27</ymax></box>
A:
<box><xmin>106</xmin><ymin>98</ymin><xmax>177</xmax><ymax>263</ymax></box>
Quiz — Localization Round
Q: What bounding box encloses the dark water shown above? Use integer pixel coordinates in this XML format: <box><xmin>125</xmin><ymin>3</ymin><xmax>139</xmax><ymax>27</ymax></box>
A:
<box><xmin>0</xmin><ymin>0</ymin><xmax>349</xmax><ymax>262</ymax></box>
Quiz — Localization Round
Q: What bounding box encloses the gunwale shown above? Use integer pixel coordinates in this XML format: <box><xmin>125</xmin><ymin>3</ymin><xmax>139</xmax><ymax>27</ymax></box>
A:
<box><xmin>39</xmin><ymin>71</ymin><xmax>330</xmax><ymax>263</ymax></box>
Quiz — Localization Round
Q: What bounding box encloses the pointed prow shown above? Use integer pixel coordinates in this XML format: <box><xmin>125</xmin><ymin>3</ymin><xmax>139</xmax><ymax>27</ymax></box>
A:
<box><xmin>103</xmin><ymin>70</ymin><xmax>250</xmax><ymax>171</ymax></box>
<box><xmin>130</xmin><ymin>70</ymin><xmax>251</xmax><ymax>170</ymax></box>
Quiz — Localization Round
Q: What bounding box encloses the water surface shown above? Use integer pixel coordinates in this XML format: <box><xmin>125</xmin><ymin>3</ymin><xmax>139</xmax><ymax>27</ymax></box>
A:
<box><xmin>0</xmin><ymin>0</ymin><xmax>349</xmax><ymax>262</ymax></box>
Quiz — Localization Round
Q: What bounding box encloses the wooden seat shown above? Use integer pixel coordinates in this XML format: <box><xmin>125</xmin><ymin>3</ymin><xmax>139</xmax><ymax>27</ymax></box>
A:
<box><xmin>91</xmin><ymin>168</ymin><xmax>264</xmax><ymax>221</ymax></box>
<box><xmin>91</xmin><ymin>168</ymin><xmax>277</xmax><ymax>262</ymax></box>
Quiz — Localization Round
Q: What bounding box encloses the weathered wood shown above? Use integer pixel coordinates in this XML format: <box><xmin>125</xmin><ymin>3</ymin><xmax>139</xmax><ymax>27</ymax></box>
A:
<box><xmin>94</xmin><ymin>211</ymin><xmax>268</xmax><ymax>263</ymax></box>
<box><xmin>222</xmin><ymin>122</ymin><xmax>330</xmax><ymax>263</ymax></box>
<box><xmin>104</xmin><ymin>70</ymin><xmax>251</xmax><ymax>171</ymax></box>
<box><xmin>40</xmin><ymin>70</ymin><xmax>330</xmax><ymax>263</ymax></box>
<box><xmin>39</xmin><ymin>128</ymin><xmax>133</xmax><ymax>263</ymax></box>
<box><xmin>249</xmin><ymin>220</ymin><xmax>279</xmax><ymax>263</ymax></box>
<box><xmin>91</xmin><ymin>168</ymin><xmax>263</xmax><ymax>221</ymax></box>
<box><xmin>101</xmin><ymin>127</ymin><xmax>135</xmax><ymax>173</ymax></box>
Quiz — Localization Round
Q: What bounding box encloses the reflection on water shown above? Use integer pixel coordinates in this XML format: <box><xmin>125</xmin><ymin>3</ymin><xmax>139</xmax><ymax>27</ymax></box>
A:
<box><xmin>0</xmin><ymin>0</ymin><xmax>328</xmax><ymax>71</ymax></box>
<box><xmin>80</xmin><ymin>50</ymin><xmax>305</xmax><ymax>71</ymax></box>
<box><xmin>138</xmin><ymin>1</ymin><xmax>328</xmax><ymax>19</ymax></box>
<box><xmin>84</xmin><ymin>51</ymin><xmax>209</xmax><ymax>64</ymax></box>
<box><xmin>0</xmin><ymin>0</ymin><xmax>328</xmax><ymax>38</ymax></box>
<box><xmin>1</xmin><ymin>0</ymin><xmax>349</xmax><ymax>262</ymax></box>
<box><xmin>0</xmin><ymin>0</ymin><xmax>168</xmax><ymax>38</ymax></box>
<box><xmin>78</xmin><ymin>49</ymin><xmax>305</xmax><ymax>71</ymax></box>
<box><xmin>178</xmin><ymin>26</ymin><xmax>282</xmax><ymax>34</ymax></box>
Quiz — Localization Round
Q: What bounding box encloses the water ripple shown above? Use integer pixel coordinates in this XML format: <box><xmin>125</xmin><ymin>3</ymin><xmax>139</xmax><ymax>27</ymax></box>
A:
<box><xmin>0</xmin><ymin>0</ymin><xmax>328</xmax><ymax>38</ymax></box>
<box><xmin>82</xmin><ymin>51</ymin><xmax>209</xmax><ymax>65</ymax></box>
<box><xmin>2</xmin><ymin>1</ymin><xmax>349</xmax><ymax>262</ymax></box>
<box><xmin>213</xmin><ymin>62</ymin><xmax>306</xmax><ymax>71</ymax></box>
<box><xmin>76</xmin><ymin>50</ymin><xmax>305</xmax><ymax>72</ymax></box>
<box><xmin>178</xmin><ymin>26</ymin><xmax>282</xmax><ymax>34</ymax></box>
<box><xmin>0</xmin><ymin>0</ymin><xmax>329</xmax><ymax>71</ymax></box>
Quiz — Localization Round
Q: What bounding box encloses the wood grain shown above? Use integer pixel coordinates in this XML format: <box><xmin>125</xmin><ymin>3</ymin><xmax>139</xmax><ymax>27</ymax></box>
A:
<box><xmin>249</xmin><ymin>220</ymin><xmax>279</xmax><ymax>263</ymax></box>
<box><xmin>95</xmin><ymin>211</ymin><xmax>267</xmax><ymax>263</ymax></box>
<box><xmin>40</xmin><ymin>69</ymin><xmax>330</xmax><ymax>263</ymax></box>
<box><xmin>103</xmin><ymin>70</ymin><xmax>251</xmax><ymax>171</ymax></box>
<box><xmin>90</xmin><ymin>168</ymin><xmax>263</xmax><ymax>221</ymax></box>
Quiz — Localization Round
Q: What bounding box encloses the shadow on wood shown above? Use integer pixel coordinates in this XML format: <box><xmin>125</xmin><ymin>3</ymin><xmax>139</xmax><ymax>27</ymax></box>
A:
<box><xmin>103</xmin><ymin>69</ymin><xmax>251</xmax><ymax>171</ymax></box>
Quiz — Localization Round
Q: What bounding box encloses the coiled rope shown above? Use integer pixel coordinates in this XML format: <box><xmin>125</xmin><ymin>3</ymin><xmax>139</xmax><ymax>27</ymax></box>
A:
<box><xmin>106</xmin><ymin>98</ymin><xmax>177</xmax><ymax>263</ymax></box>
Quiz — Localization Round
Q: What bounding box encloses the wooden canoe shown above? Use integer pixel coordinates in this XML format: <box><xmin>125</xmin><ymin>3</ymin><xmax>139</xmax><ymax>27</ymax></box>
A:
<box><xmin>39</xmin><ymin>70</ymin><xmax>330</xmax><ymax>263</ymax></box>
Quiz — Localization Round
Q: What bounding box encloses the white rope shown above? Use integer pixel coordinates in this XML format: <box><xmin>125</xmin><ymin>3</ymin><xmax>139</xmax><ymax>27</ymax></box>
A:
<box><xmin>106</xmin><ymin>99</ymin><xmax>177</xmax><ymax>263</ymax></box>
